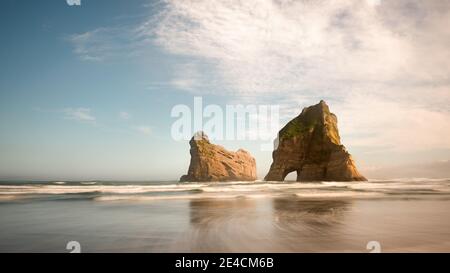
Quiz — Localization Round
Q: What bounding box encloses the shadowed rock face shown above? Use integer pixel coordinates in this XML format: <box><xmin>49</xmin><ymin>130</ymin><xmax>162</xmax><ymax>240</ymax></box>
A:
<box><xmin>265</xmin><ymin>101</ymin><xmax>366</xmax><ymax>182</ymax></box>
<box><xmin>180</xmin><ymin>132</ymin><xmax>257</xmax><ymax>182</ymax></box>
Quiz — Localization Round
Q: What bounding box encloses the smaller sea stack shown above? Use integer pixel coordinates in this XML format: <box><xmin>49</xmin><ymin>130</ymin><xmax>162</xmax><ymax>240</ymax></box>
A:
<box><xmin>180</xmin><ymin>132</ymin><xmax>257</xmax><ymax>182</ymax></box>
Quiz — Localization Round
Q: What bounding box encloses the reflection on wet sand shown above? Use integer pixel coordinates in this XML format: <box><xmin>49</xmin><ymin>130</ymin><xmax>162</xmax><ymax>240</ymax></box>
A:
<box><xmin>173</xmin><ymin>196</ymin><xmax>354</xmax><ymax>252</ymax></box>
<box><xmin>189</xmin><ymin>198</ymin><xmax>257</xmax><ymax>225</ymax></box>
<box><xmin>272</xmin><ymin>197</ymin><xmax>353</xmax><ymax>252</ymax></box>
<box><xmin>273</xmin><ymin>197</ymin><xmax>351</xmax><ymax>231</ymax></box>
<box><xmin>178</xmin><ymin>198</ymin><xmax>270</xmax><ymax>252</ymax></box>
<box><xmin>2</xmin><ymin>179</ymin><xmax>450</xmax><ymax>252</ymax></box>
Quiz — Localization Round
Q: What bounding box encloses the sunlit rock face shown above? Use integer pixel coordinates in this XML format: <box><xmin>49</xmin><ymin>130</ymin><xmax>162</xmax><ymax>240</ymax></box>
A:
<box><xmin>265</xmin><ymin>101</ymin><xmax>367</xmax><ymax>182</ymax></box>
<box><xmin>180</xmin><ymin>132</ymin><xmax>257</xmax><ymax>182</ymax></box>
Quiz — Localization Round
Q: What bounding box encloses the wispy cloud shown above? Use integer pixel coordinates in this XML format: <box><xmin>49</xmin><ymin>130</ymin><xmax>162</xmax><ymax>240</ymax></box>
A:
<box><xmin>334</xmin><ymin>94</ymin><xmax>450</xmax><ymax>153</ymax></box>
<box><xmin>69</xmin><ymin>0</ymin><xmax>450</xmax><ymax>96</ymax></box>
<box><xmin>68</xmin><ymin>26</ymin><xmax>148</xmax><ymax>61</ymax></box>
<box><xmin>67</xmin><ymin>0</ymin><xmax>450</xmax><ymax>158</ymax></box>
<box><xmin>152</xmin><ymin>0</ymin><xmax>405</xmax><ymax>94</ymax></box>
<box><xmin>169</xmin><ymin>63</ymin><xmax>206</xmax><ymax>92</ymax></box>
<box><xmin>63</xmin><ymin>108</ymin><xmax>96</xmax><ymax>123</ymax></box>
<box><xmin>148</xmin><ymin>0</ymin><xmax>450</xmax><ymax>154</ymax></box>
<box><xmin>135</xmin><ymin>125</ymin><xmax>152</xmax><ymax>135</ymax></box>
<box><xmin>119</xmin><ymin>111</ymin><xmax>131</xmax><ymax>120</ymax></box>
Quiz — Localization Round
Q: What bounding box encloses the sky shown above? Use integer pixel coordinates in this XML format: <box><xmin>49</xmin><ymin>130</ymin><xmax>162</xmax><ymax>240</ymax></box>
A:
<box><xmin>0</xmin><ymin>0</ymin><xmax>449</xmax><ymax>181</ymax></box>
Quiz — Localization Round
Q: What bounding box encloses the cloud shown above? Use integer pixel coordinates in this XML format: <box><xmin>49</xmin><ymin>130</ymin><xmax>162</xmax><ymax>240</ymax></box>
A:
<box><xmin>67</xmin><ymin>1</ymin><xmax>450</xmax><ymax>162</ymax></box>
<box><xmin>119</xmin><ymin>111</ymin><xmax>131</xmax><ymax>120</ymax></box>
<box><xmin>69</xmin><ymin>0</ymin><xmax>450</xmax><ymax>97</ymax></box>
<box><xmin>168</xmin><ymin>62</ymin><xmax>218</xmax><ymax>92</ymax></box>
<box><xmin>169</xmin><ymin>63</ymin><xmax>202</xmax><ymax>91</ymax></box>
<box><xmin>68</xmin><ymin>26</ymin><xmax>147</xmax><ymax>61</ymax></box>
<box><xmin>135</xmin><ymin>126</ymin><xmax>152</xmax><ymax>135</ymax></box>
<box><xmin>63</xmin><ymin>108</ymin><xmax>96</xmax><ymax>122</ymax></box>
<box><xmin>362</xmin><ymin>160</ymin><xmax>450</xmax><ymax>179</ymax></box>
<box><xmin>148</xmin><ymin>0</ymin><xmax>450</xmax><ymax>156</ymax></box>
<box><xmin>366</xmin><ymin>0</ymin><xmax>381</xmax><ymax>7</ymax></box>
<box><xmin>66</xmin><ymin>0</ymin><xmax>81</xmax><ymax>6</ymax></box>
<box><xmin>152</xmin><ymin>0</ymin><xmax>408</xmax><ymax>94</ymax></box>
<box><xmin>149</xmin><ymin>0</ymin><xmax>450</xmax><ymax>96</ymax></box>
<box><xmin>334</xmin><ymin>93</ymin><xmax>450</xmax><ymax>153</ymax></box>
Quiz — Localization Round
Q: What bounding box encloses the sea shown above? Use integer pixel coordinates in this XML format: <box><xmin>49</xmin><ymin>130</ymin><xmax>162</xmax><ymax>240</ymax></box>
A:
<box><xmin>1</xmin><ymin>179</ymin><xmax>450</xmax><ymax>252</ymax></box>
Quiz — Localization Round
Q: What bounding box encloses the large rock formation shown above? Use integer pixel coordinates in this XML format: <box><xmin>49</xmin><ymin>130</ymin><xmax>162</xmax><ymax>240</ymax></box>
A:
<box><xmin>180</xmin><ymin>132</ymin><xmax>257</xmax><ymax>182</ymax></box>
<box><xmin>265</xmin><ymin>101</ymin><xmax>366</xmax><ymax>182</ymax></box>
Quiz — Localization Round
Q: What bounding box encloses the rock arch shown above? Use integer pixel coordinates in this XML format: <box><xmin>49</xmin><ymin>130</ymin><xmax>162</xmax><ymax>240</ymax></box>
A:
<box><xmin>264</xmin><ymin>101</ymin><xmax>366</xmax><ymax>182</ymax></box>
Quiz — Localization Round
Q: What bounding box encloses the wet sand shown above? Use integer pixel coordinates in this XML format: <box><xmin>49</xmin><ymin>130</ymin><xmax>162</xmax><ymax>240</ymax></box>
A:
<box><xmin>0</xmin><ymin>180</ymin><xmax>449</xmax><ymax>252</ymax></box>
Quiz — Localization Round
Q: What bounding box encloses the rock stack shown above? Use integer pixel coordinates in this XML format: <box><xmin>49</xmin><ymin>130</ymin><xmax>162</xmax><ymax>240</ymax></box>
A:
<box><xmin>265</xmin><ymin>101</ymin><xmax>366</xmax><ymax>182</ymax></box>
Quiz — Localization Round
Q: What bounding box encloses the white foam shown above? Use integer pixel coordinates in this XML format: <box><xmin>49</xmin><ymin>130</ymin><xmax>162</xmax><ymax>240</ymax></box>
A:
<box><xmin>94</xmin><ymin>193</ymin><xmax>270</xmax><ymax>202</ymax></box>
<box><xmin>1</xmin><ymin>179</ymin><xmax>448</xmax><ymax>201</ymax></box>
<box><xmin>80</xmin><ymin>182</ymin><xmax>97</xmax><ymax>185</ymax></box>
<box><xmin>0</xmin><ymin>184</ymin><xmax>206</xmax><ymax>195</ymax></box>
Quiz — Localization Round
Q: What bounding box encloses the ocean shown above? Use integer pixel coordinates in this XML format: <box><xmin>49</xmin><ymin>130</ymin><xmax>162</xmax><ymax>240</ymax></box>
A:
<box><xmin>1</xmin><ymin>179</ymin><xmax>450</xmax><ymax>252</ymax></box>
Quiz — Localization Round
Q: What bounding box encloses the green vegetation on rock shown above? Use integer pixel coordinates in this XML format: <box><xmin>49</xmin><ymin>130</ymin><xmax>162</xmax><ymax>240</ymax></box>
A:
<box><xmin>280</xmin><ymin>114</ymin><xmax>318</xmax><ymax>139</ymax></box>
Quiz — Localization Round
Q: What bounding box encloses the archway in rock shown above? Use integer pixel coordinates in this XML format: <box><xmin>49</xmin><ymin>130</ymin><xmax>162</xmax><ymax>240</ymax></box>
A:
<box><xmin>282</xmin><ymin>169</ymin><xmax>300</xmax><ymax>182</ymax></box>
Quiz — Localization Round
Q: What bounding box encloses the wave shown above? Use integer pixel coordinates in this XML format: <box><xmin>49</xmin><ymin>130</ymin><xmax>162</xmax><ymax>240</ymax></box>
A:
<box><xmin>0</xmin><ymin>184</ymin><xmax>206</xmax><ymax>195</ymax></box>
<box><xmin>80</xmin><ymin>182</ymin><xmax>97</xmax><ymax>185</ymax></box>
<box><xmin>1</xmin><ymin>179</ymin><xmax>449</xmax><ymax>203</ymax></box>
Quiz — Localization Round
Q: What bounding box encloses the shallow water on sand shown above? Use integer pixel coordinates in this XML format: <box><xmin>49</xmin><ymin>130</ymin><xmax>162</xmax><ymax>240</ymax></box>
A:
<box><xmin>1</xmin><ymin>179</ymin><xmax>450</xmax><ymax>252</ymax></box>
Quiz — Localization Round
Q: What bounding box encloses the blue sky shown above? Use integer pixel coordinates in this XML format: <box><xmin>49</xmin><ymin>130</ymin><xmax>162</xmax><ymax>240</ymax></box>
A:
<box><xmin>1</xmin><ymin>0</ymin><xmax>450</xmax><ymax>180</ymax></box>
<box><xmin>0</xmin><ymin>0</ymin><xmax>187</xmax><ymax>180</ymax></box>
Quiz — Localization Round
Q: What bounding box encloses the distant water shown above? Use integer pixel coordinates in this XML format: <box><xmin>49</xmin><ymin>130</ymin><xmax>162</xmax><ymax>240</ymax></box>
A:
<box><xmin>1</xmin><ymin>179</ymin><xmax>450</xmax><ymax>252</ymax></box>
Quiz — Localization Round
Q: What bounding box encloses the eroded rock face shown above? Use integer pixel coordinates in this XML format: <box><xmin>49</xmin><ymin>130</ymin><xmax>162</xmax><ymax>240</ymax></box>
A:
<box><xmin>180</xmin><ymin>132</ymin><xmax>257</xmax><ymax>182</ymax></box>
<box><xmin>265</xmin><ymin>101</ymin><xmax>367</xmax><ymax>182</ymax></box>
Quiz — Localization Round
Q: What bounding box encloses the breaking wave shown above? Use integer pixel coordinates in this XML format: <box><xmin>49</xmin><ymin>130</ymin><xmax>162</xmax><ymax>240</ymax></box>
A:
<box><xmin>0</xmin><ymin>179</ymin><xmax>449</xmax><ymax>202</ymax></box>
